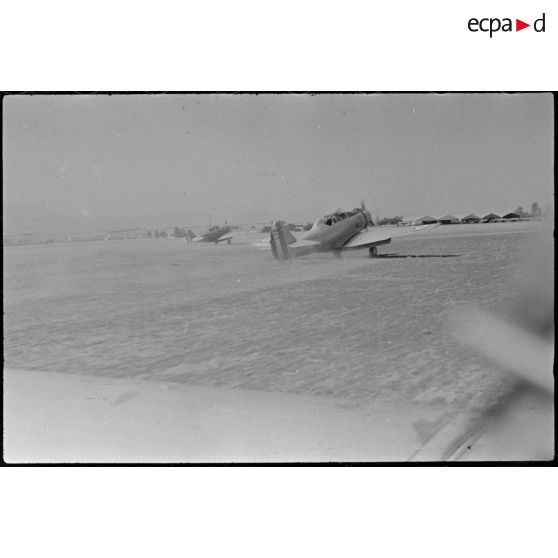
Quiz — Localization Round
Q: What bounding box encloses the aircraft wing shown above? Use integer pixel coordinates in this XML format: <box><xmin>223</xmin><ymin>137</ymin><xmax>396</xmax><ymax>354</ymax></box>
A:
<box><xmin>216</xmin><ymin>232</ymin><xmax>233</xmax><ymax>242</ymax></box>
<box><xmin>343</xmin><ymin>224</ymin><xmax>439</xmax><ymax>249</ymax></box>
<box><xmin>5</xmin><ymin>367</ymin><xmax>551</xmax><ymax>462</ymax></box>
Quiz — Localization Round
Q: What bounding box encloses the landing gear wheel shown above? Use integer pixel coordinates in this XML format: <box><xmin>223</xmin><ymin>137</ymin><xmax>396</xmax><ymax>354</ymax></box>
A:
<box><xmin>369</xmin><ymin>246</ymin><xmax>378</xmax><ymax>258</ymax></box>
<box><xmin>333</xmin><ymin>250</ymin><xmax>342</xmax><ymax>258</ymax></box>
<box><xmin>227</xmin><ymin>239</ymin><xmax>232</xmax><ymax>245</ymax></box>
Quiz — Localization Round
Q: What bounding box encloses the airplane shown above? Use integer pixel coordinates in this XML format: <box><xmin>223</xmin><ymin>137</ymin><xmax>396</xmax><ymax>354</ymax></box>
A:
<box><xmin>264</xmin><ymin>202</ymin><xmax>439</xmax><ymax>259</ymax></box>
<box><xmin>192</xmin><ymin>224</ymin><xmax>233</xmax><ymax>244</ymax></box>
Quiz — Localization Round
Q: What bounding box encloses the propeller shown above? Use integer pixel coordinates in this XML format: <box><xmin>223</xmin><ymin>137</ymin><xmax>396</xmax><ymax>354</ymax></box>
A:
<box><xmin>361</xmin><ymin>199</ymin><xmax>371</xmax><ymax>229</ymax></box>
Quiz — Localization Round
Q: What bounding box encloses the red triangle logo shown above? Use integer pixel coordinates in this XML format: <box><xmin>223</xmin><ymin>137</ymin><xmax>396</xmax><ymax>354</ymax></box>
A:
<box><xmin>516</xmin><ymin>19</ymin><xmax>530</xmax><ymax>31</ymax></box>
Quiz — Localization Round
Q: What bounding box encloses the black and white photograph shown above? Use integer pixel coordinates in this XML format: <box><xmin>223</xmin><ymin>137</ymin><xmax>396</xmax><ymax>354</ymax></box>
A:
<box><xmin>2</xmin><ymin>92</ymin><xmax>554</xmax><ymax>463</ymax></box>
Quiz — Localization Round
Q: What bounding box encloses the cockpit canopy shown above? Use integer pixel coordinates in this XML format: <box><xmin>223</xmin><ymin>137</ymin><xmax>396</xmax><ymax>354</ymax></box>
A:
<box><xmin>321</xmin><ymin>208</ymin><xmax>362</xmax><ymax>226</ymax></box>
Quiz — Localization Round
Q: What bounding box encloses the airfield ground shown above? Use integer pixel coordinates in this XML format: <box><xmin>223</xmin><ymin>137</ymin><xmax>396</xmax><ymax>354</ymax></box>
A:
<box><xmin>3</xmin><ymin>221</ymin><xmax>547</xmax><ymax>414</ymax></box>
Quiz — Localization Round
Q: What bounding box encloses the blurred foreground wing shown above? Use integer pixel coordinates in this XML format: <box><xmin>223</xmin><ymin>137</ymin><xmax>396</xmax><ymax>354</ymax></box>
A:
<box><xmin>1</xmin><ymin>368</ymin><xmax>481</xmax><ymax>462</ymax></box>
<box><xmin>344</xmin><ymin>224</ymin><xmax>439</xmax><ymax>249</ymax></box>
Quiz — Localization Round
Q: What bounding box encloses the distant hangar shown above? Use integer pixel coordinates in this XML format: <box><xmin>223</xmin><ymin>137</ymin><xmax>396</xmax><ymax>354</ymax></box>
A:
<box><xmin>401</xmin><ymin>211</ymin><xmax>529</xmax><ymax>226</ymax></box>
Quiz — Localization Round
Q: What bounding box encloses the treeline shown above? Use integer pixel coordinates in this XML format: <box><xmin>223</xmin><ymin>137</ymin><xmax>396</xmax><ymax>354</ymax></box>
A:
<box><xmin>518</xmin><ymin>203</ymin><xmax>543</xmax><ymax>218</ymax></box>
<box><xmin>147</xmin><ymin>227</ymin><xmax>196</xmax><ymax>240</ymax></box>
<box><xmin>375</xmin><ymin>216</ymin><xmax>403</xmax><ymax>225</ymax></box>
<box><xmin>147</xmin><ymin>230</ymin><xmax>168</xmax><ymax>238</ymax></box>
<box><xmin>260</xmin><ymin>223</ymin><xmax>313</xmax><ymax>233</ymax></box>
<box><xmin>171</xmin><ymin>227</ymin><xmax>196</xmax><ymax>239</ymax></box>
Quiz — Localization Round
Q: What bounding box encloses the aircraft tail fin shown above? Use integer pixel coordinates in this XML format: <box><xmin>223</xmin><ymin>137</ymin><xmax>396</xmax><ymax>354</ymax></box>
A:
<box><xmin>270</xmin><ymin>221</ymin><xmax>296</xmax><ymax>259</ymax></box>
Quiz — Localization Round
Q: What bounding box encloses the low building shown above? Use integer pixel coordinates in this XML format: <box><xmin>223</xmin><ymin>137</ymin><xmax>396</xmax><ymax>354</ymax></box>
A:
<box><xmin>411</xmin><ymin>215</ymin><xmax>438</xmax><ymax>225</ymax></box>
<box><xmin>502</xmin><ymin>212</ymin><xmax>521</xmax><ymax>221</ymax></box>
<box><xmin>461</xmin><ymin>213</ymin><xmax>481</xmax><ymax>224</ymax></box>
<box><xmin>481</xmin><ymin>213</ymin><xmax>501</xmax><ymax>223</ymax></box>
<box><xmin>438</xmin><ymin>214</ymin><xmax>460</xmax><ymax>225</ymax></box>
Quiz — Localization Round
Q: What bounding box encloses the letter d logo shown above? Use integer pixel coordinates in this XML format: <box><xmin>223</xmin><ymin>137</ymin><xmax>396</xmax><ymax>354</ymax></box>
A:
<box><xmin>534</xmin><ymin>13</ymin><xmax>546</xmax><ymax>32</ymax></box>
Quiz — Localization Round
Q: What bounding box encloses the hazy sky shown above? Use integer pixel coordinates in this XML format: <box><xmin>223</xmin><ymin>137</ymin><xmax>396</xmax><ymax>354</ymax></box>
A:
<box><xmin>3</xmin><ymin>93</ymin><xmax>553</xmax><ymax>222</ymax></box>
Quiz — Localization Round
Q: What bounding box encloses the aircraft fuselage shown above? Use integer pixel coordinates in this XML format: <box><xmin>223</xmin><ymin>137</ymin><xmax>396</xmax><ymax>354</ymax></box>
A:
<box><xmin>269</xmin><ymin>206</ymin><xmax>375</xmax><ymax>259</ymax></box>
<box><xmin>303</xmin><ymin>211</ymin><xmax>369</xmax><ymax>251</ymax></box>
<box><xmin>196</xmin><ymin>226</ymin><xmax>232</xmax><ymax>243</ymax></box>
